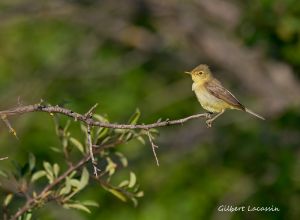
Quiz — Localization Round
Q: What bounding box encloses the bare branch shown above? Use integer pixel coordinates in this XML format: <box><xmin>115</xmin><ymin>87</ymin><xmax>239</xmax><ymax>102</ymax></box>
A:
<box><xmin>146</xmin><ymin>130</ymin><xmax>159</xmax><ymax>166</ymax></box>
<box><xmin>87</xmin><ymin>124</ymin><xmax>99</xmax><ymax>177</ymax></box>
<box><xmin>0</xmin><ymin>103</ymin><xmax>210</xmax><ymax>130</ymax></box>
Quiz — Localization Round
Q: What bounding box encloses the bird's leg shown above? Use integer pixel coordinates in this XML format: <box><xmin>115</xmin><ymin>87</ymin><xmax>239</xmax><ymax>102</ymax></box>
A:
<box><xmin>206</xmin><ymin>110</ymin><xmax>225</xmax><ymax>128</ymax></box>
<box><xmin>205</xmin><ymin>112</ymin><xmax>213</xmax><ymax>119</ymax></box>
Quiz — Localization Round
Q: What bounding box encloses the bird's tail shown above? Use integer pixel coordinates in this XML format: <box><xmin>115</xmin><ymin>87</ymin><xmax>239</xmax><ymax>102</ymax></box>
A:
<box><xmin>245</xmin><ymin>108</ymin><xmax>265</xmax><ymax>120</ymax></box>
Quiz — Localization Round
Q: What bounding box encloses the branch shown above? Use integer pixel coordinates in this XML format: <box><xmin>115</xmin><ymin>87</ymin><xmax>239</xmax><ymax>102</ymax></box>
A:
<box><xmin>11</xmin><ymin>157</ymin><xmax>88</xmax><ymax>220</ymax></box>
<box><xmin>10</xmin><ymin>142</ymin><xmax>119</xmax><ymax>220</ymax></box>
<box><xmin>0</xmin><ymin>103</ymin><xmax>210</xmax><ymax>130</ymax></box>
<box><xmin>87</xmin><ymin>124</ymin><xmax>99</xmax><ymax>177</ymax></box>
<box><xmin>146</xmin><ymin>130</ymin><xmax>159</xmax><ymax>166</ymax></box>
<box><xmin>3</xmin><ymin>103</ymin><xmax>209</xmax><ymax>219</ymax></box>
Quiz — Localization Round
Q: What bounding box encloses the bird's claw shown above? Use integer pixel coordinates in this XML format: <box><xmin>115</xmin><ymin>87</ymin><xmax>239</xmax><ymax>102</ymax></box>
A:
<box><xmin>206</xmin><ymin>119</ymin><xmax>212</xmax><ymax>128</ymax></box>
<box><xmin>205</xmin><ymin>113</ymin><xmax>212</xmax><ymax>119</ymax></box>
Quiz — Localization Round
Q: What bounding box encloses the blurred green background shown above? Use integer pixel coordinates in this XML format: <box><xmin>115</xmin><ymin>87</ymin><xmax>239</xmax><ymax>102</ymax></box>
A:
<box><xmin>0</xmin><ymin>0</ymin><xmax>300</xmax><ymax>219</ymax></box>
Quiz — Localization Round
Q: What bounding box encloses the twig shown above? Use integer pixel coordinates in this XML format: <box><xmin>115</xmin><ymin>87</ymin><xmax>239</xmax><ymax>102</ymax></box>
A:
<box><xmin>84</xmin><ymin>103</ymin><xmax>98</xmax><ymax>118</ymax></box>
<box><xmin>146</xmin><ymin>130</ymin><xmax>159</xmax><ymax>166</ymax></box>
<box><xmin>10</xmin><ymin>142</ymin><xmax>119</xmax><ymax>220</ymax></box>
<box><xmin>87</xmin><ymin>124</ymin><xmax>99</xmax><ymax>177</ymax></box>
<box><xmin>11</xmin><ymin>156</ymin><xmax>89</xmax><ymax>220</ymax></box>
<box><xmin>0</xmin><ymin>103</ymin><xmax>210</xmax><ymax>130</ymax></box>
<box><xmin>1</xmin><ymin>115</ymin><xmax>18</xmax><ymax>139</ymax></box>
<box><xmin>2</xmin><ymin>103</ymin><xmax>210</xmax><ymax>219</ymax></box>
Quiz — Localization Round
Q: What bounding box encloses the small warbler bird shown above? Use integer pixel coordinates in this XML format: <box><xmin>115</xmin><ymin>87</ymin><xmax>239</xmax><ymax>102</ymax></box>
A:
<box><xmin>185</xmin><ymin>64</ymin><xmax>265</xmax><ymax>127</ymax></box>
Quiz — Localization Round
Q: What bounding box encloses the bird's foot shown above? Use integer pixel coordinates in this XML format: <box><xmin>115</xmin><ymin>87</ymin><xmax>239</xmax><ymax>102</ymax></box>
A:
<box><xmin>206</xmin><ymin>119</ymin><xmax>213</xmax><ymax>128</ymax></box>
<box><xmin>205</xmin><ymin>112</ymin><xmax>212</xmax><ymax>119</ymax></box>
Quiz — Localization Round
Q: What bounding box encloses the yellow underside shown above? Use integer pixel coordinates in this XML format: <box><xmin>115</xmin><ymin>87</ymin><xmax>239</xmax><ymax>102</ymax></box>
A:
<box><xmin>193</xmin><ymin>83</ymin><xmax>236</xmax><ymax>113</ymax></box>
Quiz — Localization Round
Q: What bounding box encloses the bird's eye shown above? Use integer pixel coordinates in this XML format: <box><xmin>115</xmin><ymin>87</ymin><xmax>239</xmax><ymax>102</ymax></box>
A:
<box><xmin>198</xmin><ymin>71</ymin><xmax>204</xmax><ymax>75</ymax></box>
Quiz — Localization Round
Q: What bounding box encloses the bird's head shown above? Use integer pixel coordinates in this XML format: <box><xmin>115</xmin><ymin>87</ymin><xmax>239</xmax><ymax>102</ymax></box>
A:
<box><xmin>185</xmin><ymin>64</ymin><xmax>212</xmax><ymax>83</ymax></box>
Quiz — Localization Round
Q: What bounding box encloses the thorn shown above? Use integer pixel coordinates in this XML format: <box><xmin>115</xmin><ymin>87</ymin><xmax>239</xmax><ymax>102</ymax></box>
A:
<box><xmin>1</xmin><ymin>115</ymin><xmax>19</xmax><ymax>139</ymax></box>
<box><xmin>165</xmin><ymin>118</ymin><xmax>170</xmax><ymax>126</ymax></box>
<box><xmin>146</xmin><ymin>130</ymin><xmax>160</xmax><ymax>166</ymax></box>
<box><xmin>85</xmin><ymin>103</ymin><xmax>99</xmax><ymax>119</ymax></box>
<box><xmin>17</xmin><ymin>97</ymin><xmax>23</xmax><ymax>106</ymax></box>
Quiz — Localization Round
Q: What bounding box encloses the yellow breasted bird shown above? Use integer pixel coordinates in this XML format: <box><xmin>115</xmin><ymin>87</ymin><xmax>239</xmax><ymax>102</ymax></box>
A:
<box><xmin>185</xmin><ymin>64</ymin><xmax>265</xmax><ymax>127</ymax></box>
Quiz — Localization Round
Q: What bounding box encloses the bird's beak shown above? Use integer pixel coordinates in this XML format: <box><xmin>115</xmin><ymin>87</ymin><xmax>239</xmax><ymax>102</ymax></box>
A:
<box><xmin>185</xmin><ymin>71</ymin><xmax>191</xmax><ymax>75</ymax></box>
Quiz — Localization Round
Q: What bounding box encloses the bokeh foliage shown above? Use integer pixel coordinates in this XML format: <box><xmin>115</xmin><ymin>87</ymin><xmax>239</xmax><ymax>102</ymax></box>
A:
<box><xmin>0</xmin><ymin>0</ymin><xmax>300</xmax><ymax>219</ymax></box>
<box><xmin>240</xmin><ymin>0</ymin><xmax>300</xmax><ymax>73</ymax></box>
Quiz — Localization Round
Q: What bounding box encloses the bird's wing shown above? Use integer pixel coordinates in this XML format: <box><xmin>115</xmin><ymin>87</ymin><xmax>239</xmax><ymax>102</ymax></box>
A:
<box><xmin>204</xmin><ymin>79</ymin><xmax>245</xmax><ymax>110</ymax></box>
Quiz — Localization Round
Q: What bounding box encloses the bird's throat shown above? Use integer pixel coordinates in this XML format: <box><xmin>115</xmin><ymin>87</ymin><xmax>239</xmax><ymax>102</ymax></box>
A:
<box><xmin>192</xmin><ymin>81</ymin><xmax>205</xmax><ymax>91</ymax></box>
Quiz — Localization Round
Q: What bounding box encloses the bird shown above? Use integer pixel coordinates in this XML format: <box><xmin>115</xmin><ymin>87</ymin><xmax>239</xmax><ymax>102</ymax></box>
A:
<box><xmin>185</xmin><ymin>64</ymin><xmax>265</xmax><ymax>127</ymax></box>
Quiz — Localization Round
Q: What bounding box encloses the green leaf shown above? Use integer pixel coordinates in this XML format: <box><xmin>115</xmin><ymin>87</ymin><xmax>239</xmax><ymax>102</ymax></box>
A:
<box><xmin>50</xmin><ymin>147</ymin><xmax>62</xmax><ymax>153</ymax></box>
<box><xmin>114</xmin><ymin>129</ymin><xmax>125</xmax><ymax>134</ymax></box>
<box><xmin>118</xmin><ymin>180</ymin><xmax>129</xmax><ymax>188</ymax></box>
<box><xmin>125</xmin><ymin>132</ymin><xmax>133</xmax><ymax>141</ymax></box>
<box><xmin>128</xmin><ymin>172</ymin><xmax>137</xmax><ymax>188</ymax></box>
<box><xmin>69</xmin><ymin>137</ymin><xmax>84</xmax><ymax>154</ymax></box>
<box><xmin>79</xmin><ymin>167</ymin><xmax>89</xmax><ymax>190</ymax></box>
<box><xmin>115</xmin><ymin>152</ymin><xmax>128</xmax><ymax>167</ymax></box>
<box><xmin>24</xmin><ymin>212</ymin><xmax>32</xmax><ymax>220</ymax></box>
<box><xmin>136</xmin><ymin>191</ymin><xmax>144</xmax><ymax>198</ymax></box>
<box><xmin>131</xmin><ymin>197</ymin><xmax>138</xmax><ymax>207</ymax></box>
<box><xmin>129</xmin><ymin>109</ymin><xmax>141</xmax><ymax>125</ymax></box>
<box><xmin>149</xmin><ymin>128</ymin><xmax>159</xmax><ymax>134</ymax></box>
<box><xmin>93</xmin><ymin>114</ymin><xmax>109</xmax><ymax>123</ymax></box>
<box><xmin>28</xmin><ymin>153</ymin><xmax>36</xmax><ymax>172</ymax></box>
<box><xmin>97</xmin><ymin>127</ymin><xmax>109</xmax><ymax>140</ymax></box>
<box><xmin>70</xmin><ymin>179</ymin><xmax>81</xmax><ymax>189</ymax></box>
<box><xmin>43</xmin><ymin>161</ymin><xmax>54</xmax><ymax>183</ymax></box>
<box><xmin>80</xmin><ymin>124</ymin><xmax>87</xmax><ymax>133</ymax></box>
<box><xmin>101</xmin><ymin>136</ymin><xmax>111</xmax><ymax>144</ymax></box>
<box><xmin>59</xmin><ymin>177</ymin><xmax>72</xmax><ymax>195</ymax></box>
<box><xmin>81</xmin><ymin>200</ymin><xmax>99</xmax><ymax>207</ymax></box>
<box><xmin>53</xmin><ymin>163</ymin><xmax>60</xmax><ymax>178</ymax></box>
<box><xmin>3</xmin><ymin>193</ymin><xmax>13</xmax><ymax>206</ymax></box>
<box><xmin>62</xmin><ymin>137</ymin><xmax>68</xmax><ymax>149</ymax></box>
<box><xmin>69</xmin><ymin>171</ymin><xmax>77</xmax><ymax>178</ymax></box>
<box><xmin>43</xmin><ymin>162</ymin><xmax>53</xmax><ymax>175</ymax></box>
<box><xmin>63</xmin><ymin>203</ymin><xmax>91</xmax><ymax>213</ymax></box>
<box><xmin>105</xmin><ymin>157</ymin><xmax>117</xmax><ymax>176</ymax></box>
<box><xmin>107</xmin><ymin>188</ymin><xmax>127</xmax><ymax>202</ymax></box>
<box><xmin>137</xmin><ymin>136</ymin><xmax>146</xmax><ymax>145</ymax></box>
<box><xmin>63</xmin><ymin>120</ymin><xmax>71</xmax><ymax>133</ymax></box>
<box><xmin>31</xmin><ymin>170</ymin><xmax>47</xmax><ymax>182</ymax></box>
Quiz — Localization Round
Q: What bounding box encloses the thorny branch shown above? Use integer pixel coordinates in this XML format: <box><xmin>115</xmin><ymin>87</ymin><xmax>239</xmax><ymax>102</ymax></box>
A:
<box><xmin>0</xmin><ymin>103</ymin><xmax>210</xmax><ymax>219</ymax></box>
<box><xmin>87</xmin><ymin>124</ymin><xmax>99</xmax><ymax>177</ymax></box>
<box><xmin>0</xmin><ymin>103</ymin><xmax>210</xmax><ymax>129</ymax></box>
<box><xmin>146</xmin><ymin>130</ymin><xmax>159</xmax><ymax>166</ymax></box>
<box><xmin>10</xmin><ymin>142</ymin><xmax>121</xmax><ymax>220</ymax></box>
<box><xmin>0</xmin><ymin>103</ymin><xmax>209</xmax><ymax>167</ymax></box>
<box><xmin>11</xmin><ymin>155</ymin><xmax>89</xmax><ymax>220</ymax></box>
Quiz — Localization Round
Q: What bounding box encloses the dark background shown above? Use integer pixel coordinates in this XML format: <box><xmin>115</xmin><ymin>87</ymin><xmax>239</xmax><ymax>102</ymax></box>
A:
<box><xmin>0</xmin><ymin>0</ymin><xmax>300</xmax><ymax>219</ymax></box>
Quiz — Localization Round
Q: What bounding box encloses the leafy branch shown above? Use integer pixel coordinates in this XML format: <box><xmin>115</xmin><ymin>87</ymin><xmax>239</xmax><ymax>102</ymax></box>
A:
<box><xmin>0</xmin><ymin>102</ymin><xmax>210</xmax><ymax>219</ymax></box>
<box><xmin>0</xmin><ymin>103</ymin><xmax>210</xmax><ymax>129</ymax></box>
